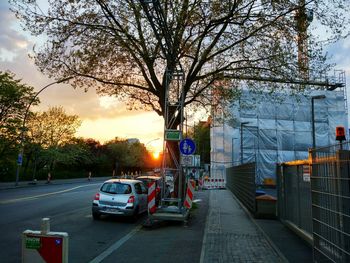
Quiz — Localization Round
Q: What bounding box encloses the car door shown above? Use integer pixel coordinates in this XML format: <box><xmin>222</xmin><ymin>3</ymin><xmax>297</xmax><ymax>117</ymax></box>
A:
<box><xmin>140</xmin><ymin>183</ymin><xmax>148</xmax><ymax>212</ymax></box>
<box><xmin>134</xmin><ymin>183</ymin><xmax>145</xmax><ymax>213</ymax></box>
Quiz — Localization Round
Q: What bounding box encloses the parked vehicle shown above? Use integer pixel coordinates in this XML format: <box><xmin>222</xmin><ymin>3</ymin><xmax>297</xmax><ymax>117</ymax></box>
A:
<box><xmin>92</xmin><ymin>179</ymin><xmax>148</xmax><ymax>220</ymax></box>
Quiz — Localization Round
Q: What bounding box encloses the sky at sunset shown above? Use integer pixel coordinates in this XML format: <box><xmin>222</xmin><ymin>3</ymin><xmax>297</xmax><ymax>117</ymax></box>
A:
<box><xmin>1</xmin><ymin>1</ymin><xmax>350</xmax><ymax>154</ymax></box>
<box><xmin>0</xmin><ymin>1</ymin><xmax>167</xmax><ymax>153</ymax></box>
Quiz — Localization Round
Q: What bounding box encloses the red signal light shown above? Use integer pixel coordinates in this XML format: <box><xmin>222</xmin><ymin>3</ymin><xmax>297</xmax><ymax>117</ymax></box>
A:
<box><xmin>336</xmin><ymin>126</ymin><xmax>346</xmax><ymax>141</ymax></box>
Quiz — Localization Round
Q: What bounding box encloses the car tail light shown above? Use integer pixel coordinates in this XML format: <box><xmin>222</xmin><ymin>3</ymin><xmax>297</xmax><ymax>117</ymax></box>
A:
<box><xmin>128</xmin><ymin>196</ymin><xmax>135</xmax><ymax>204</ymax></box>
<box><xmin>94</xmin><ymin>193</ymin><xmax>100</xmax><ymax>200</ymax></box>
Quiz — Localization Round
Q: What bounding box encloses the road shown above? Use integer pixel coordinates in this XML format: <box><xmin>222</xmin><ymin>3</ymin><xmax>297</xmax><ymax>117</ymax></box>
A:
<box><xmin>0</xmin><ymin>180</ymin><xmax>208</xmax><ymax>263</ymax></box>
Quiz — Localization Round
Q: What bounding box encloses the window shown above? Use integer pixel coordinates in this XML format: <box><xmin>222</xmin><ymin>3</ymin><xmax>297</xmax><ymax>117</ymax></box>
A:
<box><xmin>101</xmin><ymin>183</ymin><xmax>131</xmax><ymax>194</ymax></box>
<box><xmin>134</xmin><ymin>183</ymin><xmax>142</xmax><ymax>194</ymax></box>
<box><xmin>140</xmin><ymin>183</ymin><xmax>148</xmax><ymax>194</ymax></box>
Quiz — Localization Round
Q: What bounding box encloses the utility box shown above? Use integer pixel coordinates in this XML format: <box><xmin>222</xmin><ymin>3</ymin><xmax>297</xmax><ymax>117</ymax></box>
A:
<box><xmin>255</xmin><ymin>195</ymin><xmax>277</xmax><ymax>219</ymax></box>
<box><xmin>22</xmin><ymin>218</ymin><xmax>68</xmax><ymax>263</ymax></box>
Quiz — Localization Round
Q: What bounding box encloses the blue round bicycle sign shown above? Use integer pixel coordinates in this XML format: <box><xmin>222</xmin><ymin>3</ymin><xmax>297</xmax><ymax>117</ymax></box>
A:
<box><xmin>179</xmin><ymin>138</ymin><xmax>196</xmax><ymax>155</ymax></box>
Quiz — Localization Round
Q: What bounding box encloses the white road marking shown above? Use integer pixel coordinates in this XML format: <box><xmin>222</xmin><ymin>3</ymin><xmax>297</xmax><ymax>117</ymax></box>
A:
<box><xmin>89</xmin><ymin>225</ymin><xmax>142</xmax><ymax>263</ymax></box>
<box><xmin>193</xmin><ymin>198</ymin><xmax>202</xmax><ymax>203</ymax></box>
<box><xmin>0</xmin><ymin>183</ymin><xmax>101</xmax><ymax>204</ymax></box>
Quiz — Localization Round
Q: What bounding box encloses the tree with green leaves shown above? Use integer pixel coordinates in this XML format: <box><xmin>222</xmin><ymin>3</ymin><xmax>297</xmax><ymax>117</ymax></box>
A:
<box><xmin>25</xmin><ymin>106</ymin><xmax>82</xmax><ymax>175</ymax></box>
<box><xmin>105</xmin><ymin>138</ymin><xmax>149</xmax><ymax>174</ymax></box>
<box><xmin>0</xmin><ymin>71</ymin><xmax>39</xmax><ymax>152</ymax></box>
<box><xmin>192</xmin><ymin>121</ymin><xmax>210</xmax><ymax>165</ymax></box>
<box><xmin>0</xmin><ymin>71</ymin><xmax>38</xmax><ymax>180</ymax></box>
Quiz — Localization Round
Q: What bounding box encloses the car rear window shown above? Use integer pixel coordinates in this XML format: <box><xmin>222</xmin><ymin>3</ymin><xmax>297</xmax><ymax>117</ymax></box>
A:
<box><xmin>100</xmin><ymin>182</ymin><xmax>132</xmax><ymax>194</ymax></box>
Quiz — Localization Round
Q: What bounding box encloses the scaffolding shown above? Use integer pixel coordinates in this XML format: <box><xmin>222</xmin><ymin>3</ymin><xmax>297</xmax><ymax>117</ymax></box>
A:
<box><xmin>140</xmin><ymin>0</ymin><xmax>190</xmax><ymax>223</ymax></box>
<box><xmin>211</xmin><ymin>86</ymin><xmax>348</xmax><ymax>185</ymax></box>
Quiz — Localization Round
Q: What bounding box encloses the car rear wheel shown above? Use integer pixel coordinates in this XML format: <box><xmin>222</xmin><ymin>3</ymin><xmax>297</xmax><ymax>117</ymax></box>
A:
<box><xmin>92</xmin><ymin>212</ymin><xmax>101</xmax><ymax>220</ymax></box>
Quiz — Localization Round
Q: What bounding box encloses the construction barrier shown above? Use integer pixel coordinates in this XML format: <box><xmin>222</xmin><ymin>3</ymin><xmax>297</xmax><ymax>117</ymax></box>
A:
<box><xmin>184</xmin><ymin>180</ymin><xmax>195</xmax><ymax>209</ymax></box>
<box><xmin>198</xmin><ymin>178</ymin><xmax>203</xmax><ymax>190</ymax></box>
<box><xmin>46</xmin><ymin>173</ymin><xmax>51</xmax><ymax>184</ymax></box>
<box><xmin>22</xmin><ymin>218</ymin><xmax>68</xmax><ymax>263</ymax></box>
<box><xmin>203</xmin><ymin>178</ymin><xmax>226</xmax><ymax>190</ymax></box>
<box><xmin>147</xmin><ymin>181</ymin><xmax>156</xmax><ymax>214</ymax></box>
<box><xmin>220</xmin><ymin>178</ymin><xmax>226</xmax><ymax>188</ymax></box>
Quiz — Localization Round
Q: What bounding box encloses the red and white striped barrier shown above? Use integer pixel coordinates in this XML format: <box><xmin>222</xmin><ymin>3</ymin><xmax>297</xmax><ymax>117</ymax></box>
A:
<box><xmin>198</xmin><ymin>178</ymin><xmax>203</xmax><ymax>190</ymax></box>
<box><xmin>219</xmin><ymin>178</ymin><xmax>225</xmax><ymax>188</ymax></box>
<box><xmin>148</xmin><ymin>181</ymin><xmax>156</xmax><ymax>214</ymax></box>
<box><xmin>184</xmin><ymin>180</ymin><xmax>195</xmax><ymax>209</ymax></box>
<box><xmin>203</xmin><ymin>178</ymin><xmax>226</xmax><ymax>189</ymax></box>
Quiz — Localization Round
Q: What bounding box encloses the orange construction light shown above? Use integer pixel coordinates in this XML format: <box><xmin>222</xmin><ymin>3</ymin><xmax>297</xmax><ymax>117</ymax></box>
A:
<box><xmin>335</xmin><ymin>126</ymin><xmax>346</xmax><ymax>141</ymax></box>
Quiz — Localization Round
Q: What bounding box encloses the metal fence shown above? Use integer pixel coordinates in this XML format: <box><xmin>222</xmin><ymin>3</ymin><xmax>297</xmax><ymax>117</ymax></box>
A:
<box><xmin>310</xmin><ymin>143</ymin><xmax>350</xmax><ymax>263</ymax></box>
<box><xmin>226</xmin><ymin>162</ymin><xmax>256</xmax><ymax>214</ymax></box>
<box><xmin>277</xmin><ymin>160</ymin><xmax>313</xmax><ymax>245</ymax></box>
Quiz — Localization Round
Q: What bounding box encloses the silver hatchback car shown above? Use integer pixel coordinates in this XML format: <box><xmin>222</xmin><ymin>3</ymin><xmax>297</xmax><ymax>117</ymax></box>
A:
<box><xmin>92</xmin><ymin>179</ymin><xmax>148</xmax><ymax>220</ymax></box>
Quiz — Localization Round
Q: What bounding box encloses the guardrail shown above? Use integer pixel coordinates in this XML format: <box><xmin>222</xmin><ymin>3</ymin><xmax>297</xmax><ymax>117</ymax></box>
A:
<box><xmin>277</xmin><ymin>160</ymin><xmax>313</xmax><ymax>245</ymax></box>
<box><xmin>309</xmin><ymin>143</ymin><xmax>350</xmax><ymax>263</ymax></box>
<box><xmin>277</xmin><ymin>142</ymin><xmax>350</xmax><ymax>262</ymax></box>
<box><xmin>226</xmin><ymin>163</ymin><xmax>256</xmax><ymax>214</ymax></box>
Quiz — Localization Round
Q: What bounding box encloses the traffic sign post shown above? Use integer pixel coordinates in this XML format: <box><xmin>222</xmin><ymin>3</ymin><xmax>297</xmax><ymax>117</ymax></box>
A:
<box><xmin>165</xmin><ymin>130</ymin><xmax>182</xmax><ymax>141</ymax></box>
<box><xmin>17</xmin><ymin>153</ymin><xmax>23</xmax><ymax>166</ymax></box>
<box><xmin>179</xmin><ymin>138</ymin><xmax>196</xmax><ymax>155</ymax></box>
<box><xmin>181</xmin><ymin>155</ymin><xmax>194</xmax><ymax>166</ymax></box>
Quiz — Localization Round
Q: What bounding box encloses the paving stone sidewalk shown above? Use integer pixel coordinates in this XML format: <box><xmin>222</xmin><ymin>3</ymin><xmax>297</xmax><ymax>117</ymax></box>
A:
<box><xmin>200</xmin><ymin>189</ymin><xmax>286</xmax><ymax>263</ymax></box>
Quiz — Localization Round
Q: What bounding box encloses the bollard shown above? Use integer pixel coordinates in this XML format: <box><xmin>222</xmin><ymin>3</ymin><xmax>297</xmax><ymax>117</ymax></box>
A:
<box><xmin>41</xmin><ymin>218</ymin><xmax>50</xmax><ymax>234</ymax></box>
<box><xmin>22</xmin><ymin>218</ymin><xmax>69</xmax><ymax>263</ymax></box>
<box><xmin>46</xmin><ymin>172</ymin><xmax>51</xmax><ymax>184</ymax></box>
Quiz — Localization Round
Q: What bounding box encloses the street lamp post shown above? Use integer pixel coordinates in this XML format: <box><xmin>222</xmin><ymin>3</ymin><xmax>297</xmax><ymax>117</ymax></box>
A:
<box><xmin>240</xmin><ymin>122</ymin><xmax>250</xmax><ymax>164</ymax></box>
<box><xmin>311</xmin><ymin>95</ymin><xmax>326</xmax><ymax>149</ymax></box>
<box><xmin>15</xmin><ymin>77</ymin><xmax>73</xmax><ymax>186</ymax></box>
<box><xmin>231</xmin><ymin>137</ymin><xmax>238</xmax><ymax>165</ymax></box>
<box><xmin>145</xmin><ymin>138</ymin><xmax>160</xmax><ymax>147</ymax></box>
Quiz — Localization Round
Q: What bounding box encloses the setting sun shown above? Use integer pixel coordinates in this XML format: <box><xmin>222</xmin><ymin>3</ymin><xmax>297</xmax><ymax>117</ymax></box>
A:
<box><xmin>152</xmin><ymin>151</ymin><xmax>160</xmax><ymax>159</ymax></box>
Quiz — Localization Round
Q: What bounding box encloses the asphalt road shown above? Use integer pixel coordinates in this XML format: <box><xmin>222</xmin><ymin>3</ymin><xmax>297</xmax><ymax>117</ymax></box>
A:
<box><xmin>0</xmin><ymin>180</ymin><xmax>208</xmax><ymax>263</ymax></box>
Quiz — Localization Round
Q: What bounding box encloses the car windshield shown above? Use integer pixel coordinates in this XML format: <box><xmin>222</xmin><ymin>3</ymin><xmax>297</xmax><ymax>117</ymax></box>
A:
<box><xmin>101</xmin><ymin>182</ymin><xmax>131</xmax><ymax>194</ymax></box>
<box><xmin>139</xmin><ymin>178</ymin><xmax>162</xmax><ymax>188</ymax></box>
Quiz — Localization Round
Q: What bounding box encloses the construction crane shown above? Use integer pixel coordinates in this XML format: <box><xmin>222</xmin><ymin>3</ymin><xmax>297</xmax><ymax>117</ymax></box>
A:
<box><xmin>295</xmin><ymin>0</ymin><xmax>310</xmax><ymax>80</ymax></box>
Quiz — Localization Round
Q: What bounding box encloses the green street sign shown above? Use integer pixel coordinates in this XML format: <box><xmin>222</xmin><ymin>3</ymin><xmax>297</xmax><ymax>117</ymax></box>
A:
<box><xmin>165</xmin><ymin>130</ymin><xmax>182</xmax><ymax>141</ymax></box>
<box><xmin>25</xmin><ymin>237</ymin><xmax>41</xmax><ymax>249</ymax></box>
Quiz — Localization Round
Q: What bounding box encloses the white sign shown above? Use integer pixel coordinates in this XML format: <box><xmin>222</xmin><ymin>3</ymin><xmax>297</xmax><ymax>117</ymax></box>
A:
<box><xmin>193</xmin><ymin>155</ymin><xmax>201</xmax><ymax>167</ymax></box>
<box><xmin>181</xmin><ymin>155</ymin><xmax>194</xmax><ymax>166</ymax></box>
<box><xmin>303</xmin><ymin>165</ymin><xmax>310</xmax><ymax>182</ymax></box>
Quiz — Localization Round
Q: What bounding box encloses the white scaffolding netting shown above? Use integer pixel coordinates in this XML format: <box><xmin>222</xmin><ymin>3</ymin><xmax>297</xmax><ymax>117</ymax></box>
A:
<box><xmin>211</xmin><ymin>89</ymin><xmax>348</xmax><ymax>185</ymax></box>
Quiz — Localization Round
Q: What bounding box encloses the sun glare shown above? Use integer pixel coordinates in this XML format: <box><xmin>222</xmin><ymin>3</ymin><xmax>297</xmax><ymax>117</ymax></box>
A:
<box><xmin>152</xmin><ymin>151</ymin><xmax>160</xmax><ymax>159</ymax></box>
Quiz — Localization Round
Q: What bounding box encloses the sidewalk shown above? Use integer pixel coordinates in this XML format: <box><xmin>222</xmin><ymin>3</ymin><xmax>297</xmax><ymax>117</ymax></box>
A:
<box><xmin>200</xmin><ymin>189</ymin><xmax>287</xmax><ymax>263</ymax></box>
